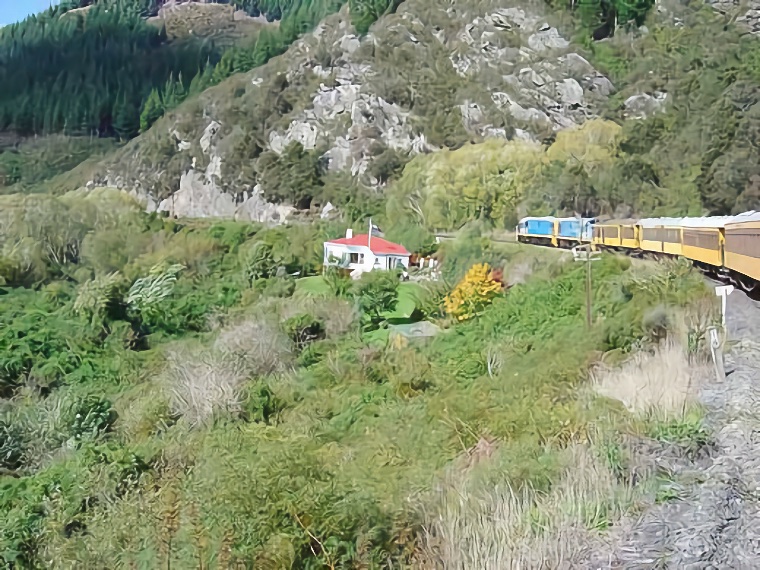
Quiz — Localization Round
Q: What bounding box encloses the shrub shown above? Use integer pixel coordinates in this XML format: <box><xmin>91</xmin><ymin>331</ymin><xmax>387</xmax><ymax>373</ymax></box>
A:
<box><xmin>444</xmin><ymin>263</ymin><xmax>503</xmax><ymax>321</ymax></box>
<box><xmin>240</xmin><ymin>241</ymin><xmax>277</xmax><ymax>282</ymax></box>
<box><xmin>353</xmin><ymin>270</ymin><xmax>400</xmax><ymax>329</ymax></box>
<box><xmin>324</xmin><ymin>266</ymin><xmax>352</xmax><ymax>298</ymax></box>
<box><xmin>73</xmin><ymin>272</ymin><xmax>127</xmax><ymax>324</ymax></box>
<box><xmin>69</xmin><ymin>396</ymin><xmax>118</xmax><ymax>444</ymax></box>
<box><xmin>241</xmin><ymin>381</ymin><xmax>280</xmax><ymax>424</ymax></box>
<box><xmin>166</xmin><ymin>347</ymin><xmax>249</xmax><ymax>428</ymax></box>
<box><xmin>369</xmin><ymin>348</ymin><xmax>435</xmax><ymax>398</ymax></box>
<box><xmin>215</xmin><ymin>316</ymin><xmax>293</xmax><ymax>377</ymax></box>
<box><xmin>257</xmin><ymin>276</ymin><xmax>296</xmax><ymax>298</ymax></box>
<box><xmin>417</xmin><ymin>279</ymin><xmax>452</xmax><ymax>320</ymax></box>
<box><xmin>125</xmin><ymin>263</ymin><xmax>184</xmax><ymax>323</ymax></box>
<box><xmin>207</xmin><ymin>221</ymin><xmax>258</xmax><ymax>251</ymax></box>
<box><xmin>0</xmin><ymin>419</ymin><xmax>24</xmax><ymax>471</ymax></box>
<box><xmin>133</xmin><ymin>273</ymin><xmax>242</xmax><ymax>336</ymax></box>
<box><xmin>647</xmin><ymin>408</ymin><xmax>710</xmax><ymax>457</ymax></box>
<box><xmin>283</xmin><ymin>313</ymin><xmax>326</xmax><ymax>351</ymax></box>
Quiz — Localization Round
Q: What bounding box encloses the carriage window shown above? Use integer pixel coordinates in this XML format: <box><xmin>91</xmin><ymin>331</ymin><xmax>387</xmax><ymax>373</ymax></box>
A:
<box><xmin>726</xmin><ymin>230</ymin><xmax>760</xmax><ymax>258</ymax></box>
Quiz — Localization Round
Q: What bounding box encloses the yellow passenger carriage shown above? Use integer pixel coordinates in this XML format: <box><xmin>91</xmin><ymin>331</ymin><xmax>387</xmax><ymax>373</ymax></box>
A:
<box><xmin>679</xmin><ymin>217</ymin><xmax>731</xmax><ymax>269</ymax></box>
<box><xmin>592</xmin><ymin>219</ymin><xmax>639</xmax><ymax>251</ymax></box>
<box><xmin>638</xmin><ymin>217</ymin><xmax>684</xmax><ymax>257</ymax></box>
<box><xmin>723</xmin><ymin>212</ymin><xmax>760</xmax><ymax>289</ymax></box>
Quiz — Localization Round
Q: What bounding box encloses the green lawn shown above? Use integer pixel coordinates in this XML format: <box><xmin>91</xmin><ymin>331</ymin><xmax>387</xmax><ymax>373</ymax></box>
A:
<box><xmin>295</xmin><ymin>276</ymin><xmax>421</xmax><ymax>319</ymax></box>
<box><xmin>294</xmin><ymin>275</ymin><xmax>332</xmax><ymax>297</ymax></box>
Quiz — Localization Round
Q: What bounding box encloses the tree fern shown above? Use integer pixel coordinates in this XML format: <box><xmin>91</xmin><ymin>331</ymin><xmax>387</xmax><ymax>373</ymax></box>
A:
<box><xmin>125</xmin><ymin>263</ymin><xmax>184</xmax><ymax>317</ymax></box>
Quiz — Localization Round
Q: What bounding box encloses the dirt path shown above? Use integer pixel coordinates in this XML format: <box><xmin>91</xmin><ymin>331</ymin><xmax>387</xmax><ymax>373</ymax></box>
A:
<box><xmin>583</xmin><ymin>287</ymin><xmax>760</xmax><ymax>569</ymax></box>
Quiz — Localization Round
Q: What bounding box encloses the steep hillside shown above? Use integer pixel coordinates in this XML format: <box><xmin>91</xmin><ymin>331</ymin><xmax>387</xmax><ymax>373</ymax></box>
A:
<box><xmin>87</xmin><ymin>0</ymin><xmax>760</xmax><ymax>225</ymax></box>
<box><xmin>95</xmin><ymin>0</ymin><xmax>615</xmax><ymax>220</ymax></box>
<box><xmin>0</xmin><ymin>1</ymin><xmax>222</xmax><ymax>139</ymax></box>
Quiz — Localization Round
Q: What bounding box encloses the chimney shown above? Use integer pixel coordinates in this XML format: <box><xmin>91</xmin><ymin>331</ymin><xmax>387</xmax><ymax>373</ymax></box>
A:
<box><xmin>346</xmin><ymin>228</ymin><xmax>353</xmax><ymax>239</ymax></box>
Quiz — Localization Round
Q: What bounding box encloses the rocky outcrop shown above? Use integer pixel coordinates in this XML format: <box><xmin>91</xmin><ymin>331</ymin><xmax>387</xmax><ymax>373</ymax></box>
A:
<box><xmin>98</xmin><ymin>0</ymin><xmax>614</xmax><ymax>221</ymax></box>
<box><xmin>708</xmin><ymin>0</ymin><xmax>760</xmax><ymax>34</ymax></box>
<box><xmin>623</xmin><ymin>91</ymin><xmax>669</xmax><ymax>119</ymax></box>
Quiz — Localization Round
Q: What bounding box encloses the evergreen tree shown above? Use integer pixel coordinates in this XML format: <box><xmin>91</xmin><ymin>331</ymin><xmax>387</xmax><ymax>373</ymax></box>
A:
<box><xmin>140</xmin><ymin>88</ymin><xmax>164</xmax><ymax>133</ymax></box>
<box><xmin>0</xmin><ymin>0</ymin><xmax>219</xmax><ymax>140</ymax></box>
<box><xmin>113</xmin><ymin>96</ymin><xmax>140</xmax><ymax>141</ymax></box>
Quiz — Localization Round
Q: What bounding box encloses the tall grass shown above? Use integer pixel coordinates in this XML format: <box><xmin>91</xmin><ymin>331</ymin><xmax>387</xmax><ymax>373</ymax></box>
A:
<box><xmin>418</xmin><ymin>444</ymin><xmax>635</xmax><ymax>569</ymax></box>
<box><xmin>593</xmin><ymin>339</ymin><xmax>704</xmax><ymax>414</ymax></box>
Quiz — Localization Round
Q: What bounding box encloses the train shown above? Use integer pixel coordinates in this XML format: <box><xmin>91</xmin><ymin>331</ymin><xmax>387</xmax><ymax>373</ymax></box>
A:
<box><xmin>516</xmin><ymin>213</ymin><xmax>760</xmax><ymax>292</ymax></box>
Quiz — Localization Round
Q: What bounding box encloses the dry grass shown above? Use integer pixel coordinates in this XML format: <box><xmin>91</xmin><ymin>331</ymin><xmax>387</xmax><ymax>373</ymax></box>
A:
<box><xmin>417</xmin><ymin>445</ymin><xmax>634</xmax><ymax>569</ymax></box>
<box><xmin>166</xmin><ymin>347</ymin><xmax>249</xmax><ymax>428</ymax></box>
<box><xmin>593</xmin><ymin>340</ymin><xmax>706</xmax><ymax>414</ymax></box>
<box><xmin>214</xmin><ymin>315</ymin><xmax>293</xmax><ymax>376</ymax></box>
<box><xmin>167</xmin><ymin>316</ymin><xmax>292</xmax><ymax>427</ymax></box>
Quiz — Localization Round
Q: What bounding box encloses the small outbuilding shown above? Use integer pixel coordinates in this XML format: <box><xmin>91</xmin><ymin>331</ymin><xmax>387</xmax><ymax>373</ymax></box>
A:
<box><xmin>388</xmin><ymin>321</ymin><xmax>442</xmax><ymax>349</ymax></box>
<box><xmin>323</xmin><ymin>229</ymin><xmax>411</xmax><ymax>274</ymax></box>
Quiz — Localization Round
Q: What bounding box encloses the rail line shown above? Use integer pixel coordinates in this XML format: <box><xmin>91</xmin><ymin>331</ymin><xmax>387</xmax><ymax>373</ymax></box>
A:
<box><xmin>516</xmin><ymin>215</ymin><xmax>760</xmax><ymax>294</ymax></box>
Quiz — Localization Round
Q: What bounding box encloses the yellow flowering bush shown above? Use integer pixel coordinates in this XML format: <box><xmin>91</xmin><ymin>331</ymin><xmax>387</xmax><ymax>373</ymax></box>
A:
<box><xmin>444</xmin><ymin>263</ymin><xmax>503</xmax><ymax>321</ymax></box>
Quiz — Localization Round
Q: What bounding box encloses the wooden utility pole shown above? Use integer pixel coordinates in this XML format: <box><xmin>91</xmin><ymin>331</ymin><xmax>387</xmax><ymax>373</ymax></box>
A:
<box><xmin>576</xmin><ymin>212</ymin><xmax>593</xmax><ymax>329</ymax></box>
<box><xmin>586</xmin><ymin>248</ymin><xmax>593</xmax><ymax>328</ymax></box>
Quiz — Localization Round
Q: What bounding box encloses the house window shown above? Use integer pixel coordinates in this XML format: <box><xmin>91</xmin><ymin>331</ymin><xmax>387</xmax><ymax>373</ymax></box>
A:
<box><xmin>349</xmin><ymin>253</ymin><xmax>364</xmax><ymax>264</ymax></box>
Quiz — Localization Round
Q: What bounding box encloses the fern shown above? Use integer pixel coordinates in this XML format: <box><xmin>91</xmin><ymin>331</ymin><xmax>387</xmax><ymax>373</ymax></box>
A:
<box><xmin>126</xmin><ymin>263</ymin><xmax>184</xmax><ymax>316</ymax></box>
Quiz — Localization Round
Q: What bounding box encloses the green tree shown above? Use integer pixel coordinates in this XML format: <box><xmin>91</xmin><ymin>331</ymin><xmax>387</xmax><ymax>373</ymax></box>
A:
<box><xmin>139</xmin><ymin>88</ymin><xmax>164</xmax><ymax>133</ymax></box>
<box><xmin>257</xmin><ymin>142</ymin><xmax>324</xmax><ymax>209</ymax></box>
<box><xmin>112</xmin><ymin>96</ymin><xmax>140</xmax><ymax>141</ymax></box>
<box><xmin>349</xmin><ymin>0</ymin><xmax>403</xmax><ymax>34</ymax></box>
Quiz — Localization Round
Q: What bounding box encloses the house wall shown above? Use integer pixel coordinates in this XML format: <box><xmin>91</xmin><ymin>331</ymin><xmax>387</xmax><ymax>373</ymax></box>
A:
<box><xmin>324</xmin><ymin>244</ymin><xmax>375</xmax><ymax>272</ymax></box>
<box><xmin>377</xmin><ymin>254</ymin><xmax>410</xmax><ymax>270</ymax></box>
<box><xmin>323</xmin><ymin>245</ymin><xmax>410</xmax><ymax>272</ymax></box>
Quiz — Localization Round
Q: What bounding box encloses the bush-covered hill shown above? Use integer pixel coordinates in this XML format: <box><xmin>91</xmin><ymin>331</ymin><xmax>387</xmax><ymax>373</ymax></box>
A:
<box><xmin>0</xmin><ymin>1</ymin><xmax>222</xmax><ymax>139</ymax></box>
<box><xmin>93</xmin><ymin>0</ymin><xmax>616</xmax><ymax>217</ymax></box>
<box><xmin>70</xmin><ymin>0</ymin><xmax>758</xmax><ymax>226</ymax></box>
<box><xmin>0</xmin><ymin>187</ymin><xmax>716</xmax><ymax>567</ymax></box>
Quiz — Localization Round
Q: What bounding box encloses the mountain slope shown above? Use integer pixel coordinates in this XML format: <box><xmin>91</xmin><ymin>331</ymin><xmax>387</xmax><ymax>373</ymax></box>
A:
<box><xmin>94</xmin><ymin>0</ymin><xmax>614</xmax><ymax>220</ymax></box>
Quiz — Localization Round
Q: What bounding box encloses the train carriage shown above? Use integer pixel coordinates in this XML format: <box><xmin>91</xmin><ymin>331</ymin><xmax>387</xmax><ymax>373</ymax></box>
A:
<box><xmin>592</xmin><ymin>219</ymin><xmax>639</xmax><ymax>251</ymax></box>
<box><xmin>638</xmin><ymin>217</ymin><xmax>684</xmax><ymax>257</ymax></box>
<box><xmin>724</xmin><ymin>212</ymin><xmax>760</xmax><ymax>290</ymax></box>
<box><xmin>680</xmin><ymin>216</ymin><xmax>731</xmax><ymax>269</ymax></box>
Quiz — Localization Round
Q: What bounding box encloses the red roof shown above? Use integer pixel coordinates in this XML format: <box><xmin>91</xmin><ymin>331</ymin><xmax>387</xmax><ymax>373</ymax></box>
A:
<box><xmin>325</xmin><ymin>234</ymin><xmax>410</xmax><ymax>255</ymax></box>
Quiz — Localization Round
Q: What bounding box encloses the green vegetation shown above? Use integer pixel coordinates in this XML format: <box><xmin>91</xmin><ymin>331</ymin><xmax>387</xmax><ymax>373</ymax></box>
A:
<box><xmin>0</xmin><ymin>190</ymin><xmax>713</xmax><ymax>565</ymax></box>
<box><xmin>0</xmin><ymin>1</ymin><xmax>219</xmax><ymax>139</ymax></box>
<box><xmin>0</xmin><ymin>0</ymin><xmax>409</xmax><ymax>142</ymax></box>
<box><xmin>0</xmin><ymin>137</ymin><xmax>118</xmax><ymax>195</ymax></box>
<box><xmin>0</xmin><ymin>0</ymin><xmax>742</xmax><ymax>565</ymax></box>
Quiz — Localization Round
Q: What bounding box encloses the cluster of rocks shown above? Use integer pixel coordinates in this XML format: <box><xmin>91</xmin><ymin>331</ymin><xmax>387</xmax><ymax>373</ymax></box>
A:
<box><xmin>708</xmin><ymin>0</ymin><xmax>760</xmax><ymax>34</ymax></box>
<box><xmin>100</xmin><ymin>0</ymin><xmax>621</xmax><ymax>221</ymax></box>
<box><xmin>260</xmin><ymin>0</ymin><xmax>618</xmax><ymax>182</ymax></box>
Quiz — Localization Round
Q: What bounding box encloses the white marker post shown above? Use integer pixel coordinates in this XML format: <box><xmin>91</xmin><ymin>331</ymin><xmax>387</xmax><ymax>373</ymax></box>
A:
<box><xmin>715</xmin><ymin>284</ymin><xmax>734</xmax><ymax>329</ymax></box>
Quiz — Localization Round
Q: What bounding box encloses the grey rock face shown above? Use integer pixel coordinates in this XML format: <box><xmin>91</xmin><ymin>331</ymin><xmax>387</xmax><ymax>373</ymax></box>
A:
<box><xmin>157</xmin><ymin>172</ymin><xmax>294</xmax><ymax>223</ymax></box>
<box><xmin>100</xmin><ymin>0</ymin><xmax>614</xmax><ymax>219</ymax></box>
<box><xmin>267</xmin><ymin>0</ymin><xmax>613</xmax><ymax>171</ymax></box>
<box><xmin>624</xmin><ymin>91</ymin><xmax>669</xmax><ymax>119</ymax></box>
<box><xmin>158</xmin><ymin>170</ymin><xmax>237</xmax><ymax>218</ymax></box>
<box><xmin>707</xmin><ymin>0</ymin><xmax>760</xmax><ymax>34</ymax></box>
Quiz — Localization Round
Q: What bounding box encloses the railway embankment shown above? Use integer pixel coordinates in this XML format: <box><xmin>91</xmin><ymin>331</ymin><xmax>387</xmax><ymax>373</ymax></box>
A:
<box><xmin>583</xmin><ymin>288</ymin><xmax>760</xmax><ymax>568</ymax></box>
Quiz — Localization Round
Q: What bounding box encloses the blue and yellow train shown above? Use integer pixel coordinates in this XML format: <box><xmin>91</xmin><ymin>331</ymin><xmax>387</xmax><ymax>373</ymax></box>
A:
<box><xmin>516</xmin><ymin>213</ymin><xmax>760</xmax><ymax>292</ymax></box>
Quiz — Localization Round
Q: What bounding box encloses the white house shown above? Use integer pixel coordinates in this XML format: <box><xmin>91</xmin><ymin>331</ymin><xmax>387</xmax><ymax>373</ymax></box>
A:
<box><xmin>323</xmin><ymin>229</ymin><xmax>411</xmax><ymax>276</ymax></box>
